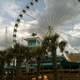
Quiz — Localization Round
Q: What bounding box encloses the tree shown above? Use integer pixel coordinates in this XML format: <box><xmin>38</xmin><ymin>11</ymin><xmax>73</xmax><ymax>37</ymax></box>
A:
<box><xmin>42</xmin><ymin>32</ymin><xmax>67</xmax><ymax>80</ymax></box>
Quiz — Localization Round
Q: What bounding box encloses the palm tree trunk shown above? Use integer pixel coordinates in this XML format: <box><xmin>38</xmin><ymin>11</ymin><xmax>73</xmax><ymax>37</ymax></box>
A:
<box><xmin>36</xmin><ymin>55</ymin><xmax>40</xmax><ymax>80</ymax></box>
<box><xmin>0</xmin><ymin>60</ymin><xmax>4</xmax><ymax>78</ymax></box>
<box><xmin>52</xmin><ymin>46</ymin><xmax>57</xmax><ymax>80</ymax></box>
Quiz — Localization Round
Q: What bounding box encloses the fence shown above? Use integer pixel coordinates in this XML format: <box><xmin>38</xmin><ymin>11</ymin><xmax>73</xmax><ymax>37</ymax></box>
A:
<box><xmin>0</xmin><ymin>69</ymin><xmax>80</xmax><ymax>80</ymax></box>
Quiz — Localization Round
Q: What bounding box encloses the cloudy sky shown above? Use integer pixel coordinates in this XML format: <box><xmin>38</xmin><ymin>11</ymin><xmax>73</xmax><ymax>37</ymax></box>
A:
<box><xmin>0</xmin><ymin>0</ymin><xmax>80</xmax><ymax>51</ymax></box>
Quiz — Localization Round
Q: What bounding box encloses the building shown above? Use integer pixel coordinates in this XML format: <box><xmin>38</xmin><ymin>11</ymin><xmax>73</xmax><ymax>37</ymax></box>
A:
<box><xmin>24</xmin><ymin>37</ymin><xmax>42</xmax><ymax>48</ymax></box>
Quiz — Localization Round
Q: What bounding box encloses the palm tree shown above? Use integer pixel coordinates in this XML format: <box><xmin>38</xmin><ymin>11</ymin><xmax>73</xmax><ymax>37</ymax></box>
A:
<box><xmin>42</xmin><ymin>31</ymin><xmax>67</xmax><ymax>80</ymax></box>
<box><xmin>42</xmin><ymin>33</ymin><xmax>59</xmax><ymax>68</ymax></box>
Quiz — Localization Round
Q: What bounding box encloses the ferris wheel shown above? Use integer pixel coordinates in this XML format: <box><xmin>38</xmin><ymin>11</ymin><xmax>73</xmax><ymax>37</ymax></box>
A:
<box><xmin>12</xmin><ymin>0</ymin><xmax>44</xmax><ymax>48</ymax></box>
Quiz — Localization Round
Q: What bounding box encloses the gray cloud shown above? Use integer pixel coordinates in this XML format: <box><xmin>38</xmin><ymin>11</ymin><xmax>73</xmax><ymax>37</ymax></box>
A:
<box><xmin>38</xmin><ymin>0</ymin><xmax>80</xmax><ymax>28</ymax></box>
<box><xmin>1</xmin><ymin>0</ymin><xmax>80</xmax><ymax>50</ymax></box>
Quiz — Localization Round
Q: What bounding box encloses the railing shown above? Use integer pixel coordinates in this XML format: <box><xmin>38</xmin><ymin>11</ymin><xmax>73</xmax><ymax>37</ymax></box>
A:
<box><xmin>0</xmin><ymin>69</ymin><xmax>80</xmax><ymax>80</ymax></box>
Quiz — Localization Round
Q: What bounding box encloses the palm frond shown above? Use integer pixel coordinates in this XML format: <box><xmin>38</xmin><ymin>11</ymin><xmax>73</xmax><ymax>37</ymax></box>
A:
<box><xmin>59</xmin><ymin>41</ymin><xmax>67</xmax><ymax>52</ymax></box>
